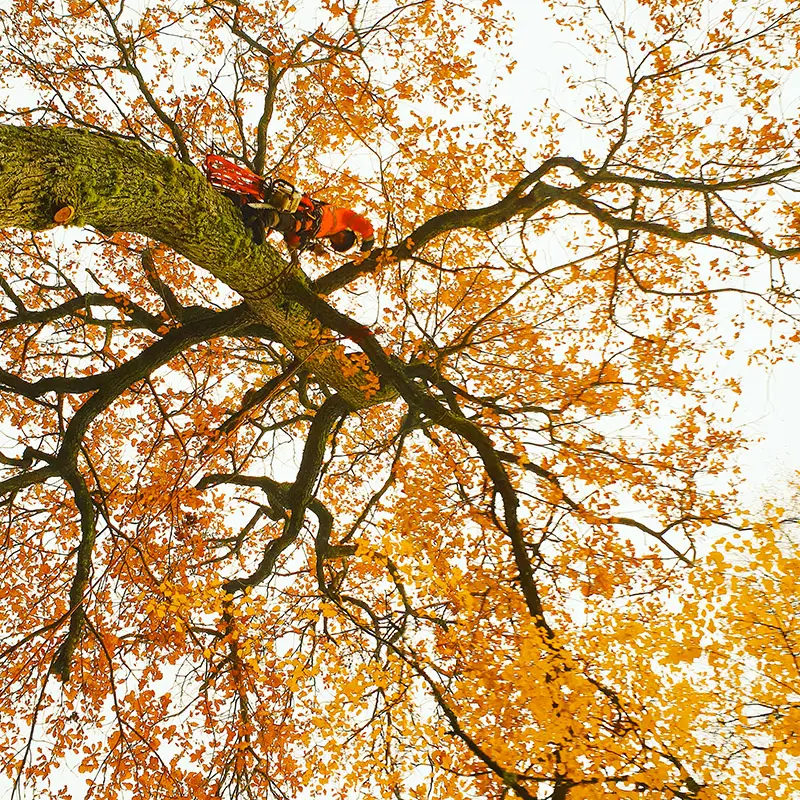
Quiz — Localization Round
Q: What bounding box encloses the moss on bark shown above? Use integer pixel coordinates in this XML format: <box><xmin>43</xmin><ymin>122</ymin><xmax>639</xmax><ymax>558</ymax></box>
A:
<box><xmin>0</xmin><ymin>125</ymin><xmax>396</xmax><ymax>409</ymax></box>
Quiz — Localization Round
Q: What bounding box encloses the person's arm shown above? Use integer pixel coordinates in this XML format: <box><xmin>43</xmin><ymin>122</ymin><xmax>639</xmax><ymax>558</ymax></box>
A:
<box><xmin>339</xmin><ymin>208</ymin><xmax>375</xmax><ymax>252</ymax></box>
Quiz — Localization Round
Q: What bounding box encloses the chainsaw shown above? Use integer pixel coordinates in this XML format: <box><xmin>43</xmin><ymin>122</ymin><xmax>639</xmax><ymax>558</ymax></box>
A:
<box><xmin>204</xmin><ymin>154</ymin><xmax>305</xmax><ymax>213</ymax></box>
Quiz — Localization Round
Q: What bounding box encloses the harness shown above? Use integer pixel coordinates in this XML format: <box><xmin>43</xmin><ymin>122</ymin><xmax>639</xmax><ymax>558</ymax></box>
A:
<box><xmin>292</xmin><ymin>198</ymin><xmax>328</xmax><ymax>249</ymax></box>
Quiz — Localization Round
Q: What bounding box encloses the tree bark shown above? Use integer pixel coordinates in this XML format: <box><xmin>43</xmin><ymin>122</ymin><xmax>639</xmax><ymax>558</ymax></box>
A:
<box><xmin>0</xmin><ymin>124</ymin><xmax>395</xmax><ymax>409</ymax></box>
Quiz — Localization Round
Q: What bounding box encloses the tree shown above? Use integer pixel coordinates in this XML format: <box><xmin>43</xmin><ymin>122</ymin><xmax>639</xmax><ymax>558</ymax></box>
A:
<box><xmin>0</xmin><ymin>0</ymin><xmax>799</xmax><ymax>797</ymax></box>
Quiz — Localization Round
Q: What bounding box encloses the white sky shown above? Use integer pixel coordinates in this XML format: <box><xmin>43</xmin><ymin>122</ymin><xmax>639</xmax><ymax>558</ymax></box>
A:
<box><xmin>503</xmin><ymin>0</ymin><xmax>800</xmax><ymax>508</ymax></box>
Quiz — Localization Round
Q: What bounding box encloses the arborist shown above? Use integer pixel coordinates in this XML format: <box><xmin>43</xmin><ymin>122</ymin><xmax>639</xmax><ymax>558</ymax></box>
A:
<box><xmin>204</xmin><ymin>154</ymin><xmax>375</xmax><ymax>254</ymax></box>
<box><xmin>251</xmin><ymin>202</ymin><xmax>375</xmax><ymax>254</ymax></box>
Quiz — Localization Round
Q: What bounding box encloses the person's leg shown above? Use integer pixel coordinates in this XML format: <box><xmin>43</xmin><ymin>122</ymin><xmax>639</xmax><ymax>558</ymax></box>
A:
<box><xmin>240</xmin><ymin>204</ymin><xmax>269</xmax><ymax>243</ymax></box>
<box><xmin>247</xmin><ymin>205</ymin><xmax>298</xmax><ymax>231</ymax></box>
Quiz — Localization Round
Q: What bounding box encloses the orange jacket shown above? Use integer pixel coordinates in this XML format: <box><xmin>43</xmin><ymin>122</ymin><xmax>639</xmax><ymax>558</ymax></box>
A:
<box><xmin>317</xmin><ymin>206</ymin><xmax>374</xmax><ymax>241</ymax></box>
<box><xmin>285</xmin><ymin>200</ymin><xmax>374</xmax><ymax>251</ymax></box>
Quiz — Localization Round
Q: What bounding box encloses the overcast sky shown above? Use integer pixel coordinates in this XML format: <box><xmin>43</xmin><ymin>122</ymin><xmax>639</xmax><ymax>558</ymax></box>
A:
<box><xmin>502</xmin><ymin>0</ymin><xmax>800</xmax><ymax>509</ymax></box>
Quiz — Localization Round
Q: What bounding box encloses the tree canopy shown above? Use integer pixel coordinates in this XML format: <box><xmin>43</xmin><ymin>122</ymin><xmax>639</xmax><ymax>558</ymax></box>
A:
<box><xmin>0</xmin><ymin>0</ymin><xmax>799</xmax><ymax>798</ymax></box>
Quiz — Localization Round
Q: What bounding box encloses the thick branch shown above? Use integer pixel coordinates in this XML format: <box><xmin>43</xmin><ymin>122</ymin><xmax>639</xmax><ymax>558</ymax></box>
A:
<box><xmin>0</xmin><ymin>304</ymin><xmax>251</xmax><ymax>400</ymax></box>
<box><xmin>287</xmin><ymin>278</ymin><xmax>551</xmax><ymax>630</ymax></box>
<box><xmin>0</xmin><ymin>292</ymin><xmax>163</xmax><ymax>333</ymax></box>
<box><xmin>199</xmin><ymin>394</ymin><xmax>349</xmax><ymax>594</ymax></box>
<box><xmin>42</xmin><ymin>304</ymin><xmax>252</xmax><ymax>679</ymax></box>
<box><xmin>315</xmin><ymin>155</ymin><xmax>800</xmax><ymax>295</ymax></box>
<box><xmin>315</xmin><ymin>158</ymin><xmax>572</xmax><ymax>294</ymax></box>
<box><xmin>0</xmin><ymin>124</ymin><xmax>395</xmax><ymax>408</ymax></box>
<box><xmin>0</xmin><ymin>464</ymin><xmax>59</xmax><ymax>497</ymax></box>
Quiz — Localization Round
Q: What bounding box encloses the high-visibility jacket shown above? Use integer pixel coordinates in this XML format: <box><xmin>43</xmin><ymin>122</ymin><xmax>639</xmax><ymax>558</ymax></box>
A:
<box><xmin>284</xmin><ymin>199</ymin><xmax>375</xmax><ymax>252</ymax></box>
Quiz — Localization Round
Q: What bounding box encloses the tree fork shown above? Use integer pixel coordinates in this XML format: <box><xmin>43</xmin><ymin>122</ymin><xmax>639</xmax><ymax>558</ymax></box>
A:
<box><xmin>287</xmin><ymin>277</ymin><xmax>552</xmax><ymax>630</ymax></box>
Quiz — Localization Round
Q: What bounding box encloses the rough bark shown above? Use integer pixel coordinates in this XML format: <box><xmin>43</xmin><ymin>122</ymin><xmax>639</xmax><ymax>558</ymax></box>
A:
<box><xmin>0</xmin><ymin>124</ymin><xmax>396</xmax><ymax>409</ymax></box>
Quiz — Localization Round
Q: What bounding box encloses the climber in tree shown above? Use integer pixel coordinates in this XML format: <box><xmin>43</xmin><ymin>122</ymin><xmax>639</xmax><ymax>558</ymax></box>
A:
<box><xmin>253</xmin><ymin>202</ymin><xmax>375</xmax><ymax>254</ymax></box>
<box><xmin>204</xmin><ymin>154</ymin><xmax>375</xmax><ymax>254</ymax></box>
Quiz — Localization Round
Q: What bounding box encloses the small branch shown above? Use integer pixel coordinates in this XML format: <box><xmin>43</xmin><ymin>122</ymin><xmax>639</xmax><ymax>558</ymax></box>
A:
<box><xmin>96</xmin><ymin>0</ymin><xmax>192</xmax><ymax>163</ymax></box>
<box><xmin>141</xmin><ymin>248</ymin><xmax>185</xmax><ymax>321</ymax></box>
